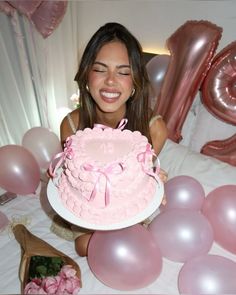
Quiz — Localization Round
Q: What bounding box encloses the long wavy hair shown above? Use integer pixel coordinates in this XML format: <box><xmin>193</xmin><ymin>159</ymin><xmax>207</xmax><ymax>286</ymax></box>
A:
<box><xmin>74</xmin><ymin>22</ymin><xmax>151</xmax><ymax>142</ymax></box>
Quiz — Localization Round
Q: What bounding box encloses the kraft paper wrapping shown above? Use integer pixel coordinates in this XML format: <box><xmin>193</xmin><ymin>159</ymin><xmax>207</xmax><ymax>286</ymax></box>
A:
<box><xmin>13</xmin><ymin>224</ymin><xmax>82</xmax><ymax>293</ymax></box>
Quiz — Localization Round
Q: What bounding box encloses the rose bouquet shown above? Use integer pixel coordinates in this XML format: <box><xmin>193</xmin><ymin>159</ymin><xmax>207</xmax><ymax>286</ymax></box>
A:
<box><xmin>13</xmin><ymin>224</ymin><xmax>81</xmax><ymax>294</ymax></box>
<box><xmin>24</xmin><ymin>257</ymin><xmax>80</xmax><ymax>294</ymax></box>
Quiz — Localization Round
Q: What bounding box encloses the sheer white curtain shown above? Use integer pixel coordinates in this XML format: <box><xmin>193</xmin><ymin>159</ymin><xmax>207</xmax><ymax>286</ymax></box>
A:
<box><xmin>0</xmin><ymin>1</ymin><xmax>79</xmax><ymax>146</ymax></box>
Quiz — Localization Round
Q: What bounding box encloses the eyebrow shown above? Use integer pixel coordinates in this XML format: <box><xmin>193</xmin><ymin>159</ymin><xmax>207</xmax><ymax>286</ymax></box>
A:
<box><xmin>93</xmin><ymin>61</ymin><xmax>131</xmax><ymax>69</ymax></box>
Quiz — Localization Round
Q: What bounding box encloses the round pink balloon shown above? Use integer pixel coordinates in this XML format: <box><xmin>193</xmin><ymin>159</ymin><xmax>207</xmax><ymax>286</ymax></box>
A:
<box><xmin>202</xmin><ymin>185</ymin><xmax>236</xmax><ymax>254</ymax></box>
<box><xmin>178</xmin><ymin>254</ymin><xmax>236</xmax><ymax>294</ymax></box>
<box><xmin>162</xmin><ymin>175</ymin><xmax>205</xmax><ymax>211</ymax></box>
<box><xmin>0</xmin><ymin>145</ymin><xmax>40</xmax><ymax>195</ymax></box>
<box><xmin>146</xmin><ymin>54</ymin><xmax>170</xmax><ymax>108</ymax></box>
<box><xmin>88</xmin><ymin>224</ymin><xmax>162</xmax><ymax>291</ymax></box>
<box><xmin>146</xmin><ymin>55</ymin><xmax>170</xmax><ymax>93</ymax></box>
<box><xmin>149</xmin><ymin>209</ymin><xmax>213</xmax><ymax>262</ymax></box>
<box><xmin>22</xmin><ymin>127</ymin><xmax>62</xmax><ymax>170</ymax></box>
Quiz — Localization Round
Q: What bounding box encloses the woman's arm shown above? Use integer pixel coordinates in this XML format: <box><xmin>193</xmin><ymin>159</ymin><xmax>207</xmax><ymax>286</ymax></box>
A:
<box><xmin>149</xmin><ymin>116</ymin><xmax>168</xmax><ymax>155</ymax></box>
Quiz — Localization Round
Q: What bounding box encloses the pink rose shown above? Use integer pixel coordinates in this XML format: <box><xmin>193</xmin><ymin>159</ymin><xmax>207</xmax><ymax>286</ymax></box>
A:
<box><xmin>59</xmin><ymin>265</ymin><xmax>77</xmax><ymax>278</ymax></box>
<box><xmin>64</xmin><ymin>277</ymin><xmax>81</xmax><ymax>295</ymax></box>
<box><xmin>42</xmin><ymin>275</ymin><xmax>60</xmax><ymax>294</ymax></box>
<box><xmin>57</xmin><ymin>265</ymin><xmax>81</xmax><ymax>294</ymax></box>
<box><xmin>24</xmin><ymin>279</ymin><xmax>46</xmax><ymax>294</ymax></box>
<box><xmin>24</xmin><ymin>265</ymin><xmax>80</xmax><ymax>295</ymax></box>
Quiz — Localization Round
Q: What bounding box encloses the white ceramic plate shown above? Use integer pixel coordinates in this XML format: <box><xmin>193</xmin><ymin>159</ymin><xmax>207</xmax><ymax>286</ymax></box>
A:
<box><xmin>47</xmin><ymin>178</ymin><xmax>164</xmax><ymax>231</ymax></box>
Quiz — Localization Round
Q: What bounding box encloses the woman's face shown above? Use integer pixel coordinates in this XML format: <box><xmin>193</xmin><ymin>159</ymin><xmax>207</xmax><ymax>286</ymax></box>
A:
<box><xmin>88</xmin><ymin>41</ymin><xmax>134</xmax><ymax>117</ymax></box>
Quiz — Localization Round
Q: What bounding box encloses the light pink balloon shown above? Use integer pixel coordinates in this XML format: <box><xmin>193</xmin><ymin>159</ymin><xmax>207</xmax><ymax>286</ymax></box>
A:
<box><xmin>88</xmin><ymin>224</ymin><xmax>162</xmax><ymax>291</ymax></box>
<box><xmin>30</xmin><ymin>1</ymin><xmax>68</xmax><ymax>38</ymax></box>
<box><xmin>0</xmin><ymin>145</ymin><xmax>40</xmax><ymax>194</ymax></box>
<box><xmin>146</xmin><ymin>55</ymin><xmax>170</xmax><ymax>109</ymax></box>
<box><xmin>202</xmin><ymin>185</ymin><xmax>236</xmax><ymax>254</ymax></box>
<box><xmin>8</xmin><ymin>0</ymin><xmax>42</xmax><ymax>17</ymax></box>
<box><xmin>162</xmin><ymin>175</ymin><xmax>205</xmax><ymax>211</ymax></box>
<box><xmin>0</xmin><ymin>1</ymin><xmax>16</xmax><ymax>16</ymax></box>
<box><xmin>149</xmin><ymin>209</ymin><xmax>213</xmax><ymax>262</ymax></box>
<box><xmin>178</xmin><ymin>254</ymin><xmax>236</xmax><ymax>294</ymax></box>
<box><xmin>22</xmin><ymin>127</ymin><xmax>62</xmax><ymax>170</ymax></box>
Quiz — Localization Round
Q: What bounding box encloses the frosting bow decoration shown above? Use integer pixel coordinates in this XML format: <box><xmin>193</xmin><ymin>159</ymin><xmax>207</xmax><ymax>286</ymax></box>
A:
<box><xmin>49</xmin><ymin>137</ymin><xmax>73</xmax><ymax>178</ymax></box>
<box><xmin>83</xmin><ymin>162</ymin><xmax>125</xmax><ymax>207</ymax></box>
<box><xmin>94</xmin><ymin>118</ymin><xmax>128</xmax><ymax>130</ymax></box>
<box><xmin>137</xmin><ymin>144</ymin><xmax>161</xmax><ymax>185</ymax></box>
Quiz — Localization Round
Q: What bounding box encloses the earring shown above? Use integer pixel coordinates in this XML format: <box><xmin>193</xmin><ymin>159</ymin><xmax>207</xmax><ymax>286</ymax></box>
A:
<box><xmin>86</xmin><ymin>84</ymin><xmax>90</xmax><ymax>92</ymax></box>
<box><xmin>131</xmin><ymin>88</ymin><xmax>135</xmax><ymax>97</ymax></box>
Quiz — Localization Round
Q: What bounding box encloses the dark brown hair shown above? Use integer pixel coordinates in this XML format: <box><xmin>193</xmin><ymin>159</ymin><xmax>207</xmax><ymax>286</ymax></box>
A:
<box><xmin>75</xmin><ymin>22</ymin><xmax>151</xmax><ymax>141</ymax></box>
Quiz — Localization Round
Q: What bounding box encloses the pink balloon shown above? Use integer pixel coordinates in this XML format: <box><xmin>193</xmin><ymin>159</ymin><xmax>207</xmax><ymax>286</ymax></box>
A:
<box><xmin>162</xmin><ymin>175</ymin><xmax>205</xmax><ymax>211</ymax></box>
<box><xmin>146</xmin><ymin>55</ymin><xmax>170</xmax><ymax>108</ymax></box>
<box><xmin>201</xmin><ymin>133</ymin><xmax>236</xmax><ymax>166</ymax></box>
<box><xmin>149</xmin><ymin>209</ymin><xmax>213</xmax><ymax>262</ymax></box>
<box><xmin>178</xmin><ymin>254</ymin><xmax>236</xmax><ymax>294</ymax></box>
<box><xmin>0</xmin><ymin>1</ymin><xmax>16</xmax><ymax>16</ymax></box>
<box><xmin>88</xmin><ymin>224</ymin><xmax>162</xmax><ymax>291</ymax></box>
<box><xmin>201</xmin><ymin>41</ymin><xmax>236</xmax><ymax>125</ymax></box>
<box><xmin>22</xmin><ymin>127</ymin><xmax>62</xmax><ymax>170</ymax></box>
<box><xmin>0</xmin><ymin>145</ymin><xmax>40</xmax><ymax>194</ymax></box>
<box><xmin>8</xmin><ymin>0</ymin><xmax>42</xmax><ymax>17</ymax></box>
<box><xmin>30</xmin><ymin>1</ymin><xmax>68</xmax><ymax>38</ymax></box>
<box><xmin>202</xmin><ymin>185</ymin><xmax>236</xmax><ymax>254</ymax></box>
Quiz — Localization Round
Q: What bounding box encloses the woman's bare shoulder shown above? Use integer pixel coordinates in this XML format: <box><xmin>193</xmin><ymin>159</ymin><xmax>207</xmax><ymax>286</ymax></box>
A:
<box><xmin>60</xmin><ymin>109</ymin><xmax>79</xmax><ymax>144</ymax></box>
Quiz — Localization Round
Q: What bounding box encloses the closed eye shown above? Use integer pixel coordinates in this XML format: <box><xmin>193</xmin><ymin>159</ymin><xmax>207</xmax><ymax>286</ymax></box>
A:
<box><xmin>118</xmin><ymin>72</ymin><xmax>131</xmax><ymax>76</ymax></box>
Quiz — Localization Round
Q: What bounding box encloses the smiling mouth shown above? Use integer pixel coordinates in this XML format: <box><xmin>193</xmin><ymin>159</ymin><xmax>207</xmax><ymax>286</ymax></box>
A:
<box><xmin>100</xmin><ymin>91</ymin><xmax>120</xmax><ymax>99</ymax></box>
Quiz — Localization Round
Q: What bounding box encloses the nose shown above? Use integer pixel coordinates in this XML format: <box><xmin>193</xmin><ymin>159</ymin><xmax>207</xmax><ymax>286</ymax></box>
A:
<box><xmin>105</xmin><ymin>70</ymin><xmax>116</xmax><ymax>85</ymax></box>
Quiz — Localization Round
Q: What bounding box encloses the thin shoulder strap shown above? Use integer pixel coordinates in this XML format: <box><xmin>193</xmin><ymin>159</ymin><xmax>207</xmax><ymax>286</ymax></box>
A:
<box><xmin>67</xmin><ymin>113</ymin><xmax>77</xmax><ymax>134</ymax></box>
<box><xmin>149</xmin><ymin>114</ymin><xmax>162</xmax><ymax>127</ymax></box>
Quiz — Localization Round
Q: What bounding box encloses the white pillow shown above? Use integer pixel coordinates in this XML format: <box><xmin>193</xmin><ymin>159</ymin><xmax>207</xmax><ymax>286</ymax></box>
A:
<box><xmin>159</xmin><ymin>139</ymin><xmax>236</xmax><ymax>195</ymax></box>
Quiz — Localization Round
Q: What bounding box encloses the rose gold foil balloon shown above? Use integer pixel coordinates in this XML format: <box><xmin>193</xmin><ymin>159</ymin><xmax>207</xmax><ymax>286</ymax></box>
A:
<box><xmin>0</xmin><ymin>145</ymin><xmax>40</xmax><ymax>194</ymax></box>
<box><xmin>7</xmin><ymin>0</ymin><xmax>42</xmax><ymax>17</ymax></box>
<box><xmin>201</xmin><ymin>133</ymin><xmax>236</xmax><ymax>166</ymax></box>
<box><xmin>2</xmin><ymin>1</ymin><xmax>68</xmax><ymax>38</ymax></box>
<box><xmin>178</xmin><ymin>254</ymin><xmax>236</xmax><ymax>294</ymax></box>
<box><xmin>201</xmin><ymin>41</ymin><xmax>236</xmax><ymax>125</ymax></box>
<box><xmin>154</xmin><ymin>20</ymin><xmax>222</xmax><ymax>142</ymax></box>
<box><xmin>200</xmin><ymin>42</ymin><xmax>236</xmax><ymax>166</ymax></box>
<box><xmin>88</xmin><ymin>224</ymin><xmax>162</xmax><ymax>291</ymax></box>
<box><xmin>30</xmin><ymin>1</ymin><xmax>68</xmax><ymax>38</ymax></box>
<box><xmin>202</xmin><ymin>185</ymin><xmax>236</xmax><ymax>254</ymax></box>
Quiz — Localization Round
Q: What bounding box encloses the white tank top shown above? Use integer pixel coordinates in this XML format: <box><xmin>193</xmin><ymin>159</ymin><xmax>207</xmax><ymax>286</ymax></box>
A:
<box><xmin>66</xmin><ymin>113</ymin><xmax>162</xmax><ymax>134</ymax></box>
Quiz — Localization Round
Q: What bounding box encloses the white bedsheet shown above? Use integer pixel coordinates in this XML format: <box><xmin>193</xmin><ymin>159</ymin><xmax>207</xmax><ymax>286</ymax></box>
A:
<box><xmin>0</xmin><ymin>139</ymin><xmax>236</xmax><ymax>294</ymax></box>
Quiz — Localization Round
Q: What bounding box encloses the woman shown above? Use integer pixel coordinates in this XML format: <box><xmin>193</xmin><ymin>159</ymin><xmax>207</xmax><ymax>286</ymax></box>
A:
<box><xmin>59</xmin><ymin>22</ymin><xmax>168</xmax><ymax>256</ymax></box>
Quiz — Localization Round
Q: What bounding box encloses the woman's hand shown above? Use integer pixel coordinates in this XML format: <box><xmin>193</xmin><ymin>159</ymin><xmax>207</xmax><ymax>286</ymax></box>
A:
<box><xmin>159</xmin><ymin>168</ymin><xmax>168</xmax><ymax>205</ymax></box>
<box><xmin>159</xmin><ymin>168</ymin><xmax>168</xmax><ymax>183</ymax></box>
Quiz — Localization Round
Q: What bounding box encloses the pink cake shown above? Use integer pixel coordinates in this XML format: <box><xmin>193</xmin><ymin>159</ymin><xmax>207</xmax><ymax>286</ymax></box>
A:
<box><xmin>54</xmin><ymin>122</ymin><xmax>161</xmax><ymax>226</ymax></box>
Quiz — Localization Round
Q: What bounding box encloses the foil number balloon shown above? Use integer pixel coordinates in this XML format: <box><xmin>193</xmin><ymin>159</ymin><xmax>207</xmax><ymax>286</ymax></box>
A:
<box><xmin>201</xmin><ymin>41</ymin><xmax>236</xmax><ymax>166</ymax></box>
<box><xmin>153</xmin><ymin>20</ymin><xmax>222</xmax><ymax>142</ymax></box>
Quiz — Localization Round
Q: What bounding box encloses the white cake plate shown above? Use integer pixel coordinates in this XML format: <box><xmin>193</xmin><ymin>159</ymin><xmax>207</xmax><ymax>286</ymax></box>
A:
<box><xmin>47</xmin><ymin>178</ymin><xmax>164</xmax><ymax>231</ymax></box>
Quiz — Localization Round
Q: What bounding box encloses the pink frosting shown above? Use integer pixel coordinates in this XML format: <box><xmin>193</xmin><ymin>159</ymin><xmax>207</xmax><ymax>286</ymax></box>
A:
<box><xmin>57</xmin><ymin>127</ymin><xmax>158</xmax><ymax>225</ymax></box>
